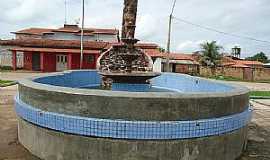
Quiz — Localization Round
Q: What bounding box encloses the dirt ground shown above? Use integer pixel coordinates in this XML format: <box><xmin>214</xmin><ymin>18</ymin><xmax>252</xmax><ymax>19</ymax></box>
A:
<box><xmin>0</xmin><ymin>72</ymin><xmax>270</xmax><ymax>160</ymax></box>
<box><xmin>0</xmin><ymin>85</ymin><xmax>39</xmax><ymax>160</ymax></box>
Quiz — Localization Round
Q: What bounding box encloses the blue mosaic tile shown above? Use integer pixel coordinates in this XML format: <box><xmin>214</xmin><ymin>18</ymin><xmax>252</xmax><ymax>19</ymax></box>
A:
<box><xmin>15</xmin><ymin>96</ymin><xmax>252</xmax><ymax>140</ymax></box>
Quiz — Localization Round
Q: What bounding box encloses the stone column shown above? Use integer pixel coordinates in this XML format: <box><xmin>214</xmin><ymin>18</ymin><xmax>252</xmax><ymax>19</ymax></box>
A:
<box><xmin>121</xmin><ymin>0</ymin><xmax>138</xmax><ymax>39</ymax></box>
<box><xmin>12</xmin><ymin>50</ymin><xmax>17</xmax><ymax>71</ymax></box>
<box><xmin>68</xmin><ymin>53</ymin><xmax>73</xmax><ymax>70</ymax></box>
<box><xmin>40</xmin><ymin>52</ymin><xmax>44</xmax><ymax>72</ymax></box>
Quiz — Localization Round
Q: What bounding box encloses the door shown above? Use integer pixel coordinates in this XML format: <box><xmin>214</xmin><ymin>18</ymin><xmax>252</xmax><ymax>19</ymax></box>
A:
<box><xmin>243</xmin><ymin>68</ymin><xmax>253</xmax><ymax>81</ymax></box>
<box><xmin>56</xmin><ymin>54</ymin><xmax>68</xmax><ymax>71</ymax></box>
<box><xmin>32</xmin><ymin>53</ymin><xmax>40</xmax><ymax>71</ymax></box>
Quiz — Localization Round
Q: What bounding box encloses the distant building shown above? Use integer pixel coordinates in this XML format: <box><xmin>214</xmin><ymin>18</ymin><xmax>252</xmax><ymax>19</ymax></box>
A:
<box><xmin>0</xmin><ymin>38</ymin><xmax>162</xmax><ymax>72</ymax></box>
<box><xmin>12</xmin><ymin>24</ymin><xmax>119</xmax><ymax>42</ymax></box>
<box><xmin>263</xmin><ymin>63</ymin><xmax>270</xmax><ymax>68</ymax></box>
<box><xmin>164</xmin><ymin>53</ymin><xmax>199</xmax><ymax>75</ymax></box>
<box><xmin>221</xmin><ymin>56</ymin><xmax>264</xmax><ymax>68</ymax></box>
<box><xmin>147</xmin><ymin>52</ymin><xmax>200</xmax><ymax>75</ymax></box>
<box><xmin>0</xmin><ymin>24</ymin><xmax>119</xmax><ymax>69</ymax></box>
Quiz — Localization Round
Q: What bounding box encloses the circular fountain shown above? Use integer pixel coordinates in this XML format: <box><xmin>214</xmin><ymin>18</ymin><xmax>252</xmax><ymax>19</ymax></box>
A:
<box><xmin>14</xmin><ymin>0</ymin><xmax>252</xmax><ymax>160</ymax></box>
<box><xmin>15</xmin><ymin>70</ymin><xmax>251</xmax><ymax>160</ymax></box>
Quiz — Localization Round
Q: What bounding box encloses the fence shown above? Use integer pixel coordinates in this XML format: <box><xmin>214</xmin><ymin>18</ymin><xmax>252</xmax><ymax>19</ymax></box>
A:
<box><xmin>200</xmin><ymin>66</ymin><xmax>270</xmax><ymax>81</ymax></box>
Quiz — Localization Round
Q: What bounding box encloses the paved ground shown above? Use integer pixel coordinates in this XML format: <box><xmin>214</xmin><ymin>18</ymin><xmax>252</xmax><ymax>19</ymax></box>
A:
<box><xmin>0</xmin><ymin>72</ymin><xmax>270</xmax><ymax>160</ymax></box>
<box><xmin>221</xmin><ymin>81</ymin><xmax>270</xmax><ymax>91</ymax></box>
<box><xmin>0</xmin><ymin>71</ymin><xmax>46</xmax><ymax>81</ymax></box>
<box><xmin>238</xmin><ymin>99</ymin><xmax>270</xmax><ymax>160</ymax></box>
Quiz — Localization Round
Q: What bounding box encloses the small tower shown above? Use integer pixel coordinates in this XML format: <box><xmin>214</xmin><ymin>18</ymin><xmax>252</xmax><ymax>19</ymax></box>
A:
<box><xmin>232</xmin><ymin>46</ymin><xmax>241</xmax><ymax>59</ymax></box>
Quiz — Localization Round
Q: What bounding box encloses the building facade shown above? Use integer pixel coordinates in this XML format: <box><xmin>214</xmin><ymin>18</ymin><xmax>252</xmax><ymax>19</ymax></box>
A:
<box><xmin>12</xmin><ymin>24</ymin><xmax>119</xmax><ymax>42</ymax></box>
<box><xmin>0</xmin><ymin>38</ymin><xmax>163</xmax><ymax>72</ymax></box>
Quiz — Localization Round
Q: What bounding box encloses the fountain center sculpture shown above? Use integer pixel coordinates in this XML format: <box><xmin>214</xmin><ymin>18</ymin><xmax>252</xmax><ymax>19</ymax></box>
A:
<box><xmin>97</xmin><ymin>0</ymin><xmax>160</xmax><ymax>88</ymax></box>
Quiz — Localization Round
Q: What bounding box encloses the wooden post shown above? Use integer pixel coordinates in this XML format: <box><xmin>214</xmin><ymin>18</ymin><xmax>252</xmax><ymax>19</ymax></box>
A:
<box><xmin>12</xmin><ymin>50</ymin><xmax>17</xmax><ymax>71</ymax></box>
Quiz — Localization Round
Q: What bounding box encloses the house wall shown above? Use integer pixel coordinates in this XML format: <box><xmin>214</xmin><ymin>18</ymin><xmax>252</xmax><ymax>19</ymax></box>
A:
<box><xmin>42</xmin><ymin>53</ymin><xmax>56</xmax><ymax>72</ymax></box>
<box><xmin>82</xmin><ymin>54</ymin><xmax>99</xmax><ymax>69</ymax></box>
<box><xmin>0</xmin><ymin>45</ymin><xmax>23</xmax><ymax>68</ymax></box>
<box><xmin>21</xmin><ymin>52</ymin><xmax>99</xmax><ymax>72</ymax></box>
<box><xmin>94</xmin><ymin>34</ymin><xmax>118</xmax><ymax>42</ymax></box>
<box><xmin>254</xmin><ymin>68</ymin><xmax>270</xmax><ymax>81</ymax></box>
<box><xmin>16</xmin><ymin>34</ymin><xmax>42</xmax><ymax>39</ymax></box>
<box><xmin>153</xmin><ymin>58</ymin><xmax>162</xmax><ymax>72</ymax></box>
<box><xmin>200</xmin><ymin>67</ymin><xmax>244</xmax><ymax>79</ymax></box>
<box><xmin>42</xmin><ymin>32</ymin><xmax>117</xmax><ymax>42</ymax></box>
<box><xmin>70</xmin><ymin>54</ymin><xmax>80</xmax><ymax>69</ymax></box>
<box><xmin>23</xmin><ymin>52</ymin><xmax>33</xmax><ymax>70</ymax></box>
<box><xmin>175</xmin><ymin>64</ymin><xmax>189</xmax><ymax>73</ymax></box>
<box><xmin>199</xmin><ymin>66</ymin><xmax>270</xmax><ymax>81</ymax></box>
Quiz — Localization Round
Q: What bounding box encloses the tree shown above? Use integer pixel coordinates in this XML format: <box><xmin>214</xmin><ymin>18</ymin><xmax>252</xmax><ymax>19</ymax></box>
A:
<box><xmin>158</xmin><ymin>47</ymin><xmax>166</xmax><ymax>53</ymax></box>
<box><xmin>245</xmin><ymin>52</ymin><xmax>269</xmax><ymax>63</ymax></box>
<box><xmin>199</xmin><ymin>41</ymin><xmax>223</xmax><ymax>67</ymax></box>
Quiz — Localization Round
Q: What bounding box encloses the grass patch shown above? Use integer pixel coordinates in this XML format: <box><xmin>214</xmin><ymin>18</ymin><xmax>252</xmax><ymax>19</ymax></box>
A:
<box><xmin>0</xmin><ymin>66</ymin><xmax>13</xmax><ymax>71</ymax></box>
<box><xmin>0</xmin><ymin>79</ymin><xmax>15</xmax><ymax>87</ymax></box>
<box><xmin>250</xmin><ymin>91</ymin><xmax>270</xmax><ymax>97</ymax></box>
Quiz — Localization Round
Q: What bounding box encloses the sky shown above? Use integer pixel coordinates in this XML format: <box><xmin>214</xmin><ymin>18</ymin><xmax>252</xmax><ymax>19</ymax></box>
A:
<box><xmin>0</xmin><ymin>0</ymin><xmax>269</xmax><ymax>57</ymax></box>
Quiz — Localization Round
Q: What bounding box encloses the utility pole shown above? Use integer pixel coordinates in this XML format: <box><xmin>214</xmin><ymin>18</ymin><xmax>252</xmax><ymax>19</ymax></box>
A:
<box><xmin>165</xmin><ymin>14</ymin><xmax>173</xmax><ymax>72</ymax></box>
<box><xmin>64</xmin><ymin>0</ymin><xmax>67</xmax><ymax>24</ymax></box>
<box><xmin>80</xmin><ymin>0</ymin><xmax>85</xmax><ymax>69</ymax></box>
<box><xmin>165</xmin><ymin>0</ymin><xmax>177</xmax><ymax>72</ymax></box>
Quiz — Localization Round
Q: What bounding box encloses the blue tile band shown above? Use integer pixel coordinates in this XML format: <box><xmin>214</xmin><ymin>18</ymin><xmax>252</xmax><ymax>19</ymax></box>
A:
<box><xmin>15</xmin><ymin>96</ymin><xmax>252</xmax><ymax>140</ymax></box>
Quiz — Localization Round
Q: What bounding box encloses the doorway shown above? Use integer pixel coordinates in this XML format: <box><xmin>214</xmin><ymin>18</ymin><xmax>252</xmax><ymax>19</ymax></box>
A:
<box><xmin>32</xmin><ymin>53</ymin><xmax>40</xmax><ymax>71</ymax></box>
<box><xmin>56</xmin><ymin>54</ymin><xmax>68</xmax><ymax>71</ymax></box>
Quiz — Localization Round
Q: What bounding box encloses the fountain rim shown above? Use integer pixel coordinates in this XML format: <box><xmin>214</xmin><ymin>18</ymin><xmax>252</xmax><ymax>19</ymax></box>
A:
<box><xmin>18</xmin><ymin>70</ymin><xmax>249</xmax><ymax>98</ymax></box>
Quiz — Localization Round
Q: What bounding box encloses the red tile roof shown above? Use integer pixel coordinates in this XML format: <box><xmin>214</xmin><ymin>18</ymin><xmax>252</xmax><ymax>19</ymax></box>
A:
<box><xmin>0</xmin><ymin>39</ymin><xmax>109</xmax><ymax>50</ymax></box>
<box><xmin>12</xmin><ymin>28</ymin><xmax>53</xmax><ymax>35</ymax></box>
<box><xmin>231</xmin><ymin>64</ymin><xmax>250</xmax><ymax>68</ymax></box>
<box><xmin>12</xmin><ymin>25</ymin><xmax>118</xmax><ymax>36</ymax></box>
<box><xmin>169</xmin><ymin>53</ymin><xmax>196</xmax><ymax>61</ymax></box>
<box><xmin>11</xmin><ymin>47</ymin><xmax>100</xmax><ymax>54</ymax></box>
<box><xmin>144</xmin><ymin>49</ymin><xmax>165</xmax><ymax>58</ymax></box>
<box><xmin>221</xmin><ymin>56</ymin><xmax>264</xmax><ymax>68</ymax></box>
<box><xmin>235</xmin><ymin>60</ymin><xmax>264</xmax><ymax>66</ymax></box>
<box><xmin>1</xmin><ymin>39</ymin><xmax>164</xmax><ymax>57</ymax></box>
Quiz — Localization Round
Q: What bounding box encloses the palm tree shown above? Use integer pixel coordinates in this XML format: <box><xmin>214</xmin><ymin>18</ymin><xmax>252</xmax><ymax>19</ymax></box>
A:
<box><xmin>199</xmin><ymin>41</ymin><xmax>223</xmax><ymax>67</ymax></box>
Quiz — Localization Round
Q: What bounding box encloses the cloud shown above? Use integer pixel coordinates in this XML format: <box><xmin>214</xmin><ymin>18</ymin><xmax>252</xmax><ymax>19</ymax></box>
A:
<box><xmin>176</xmin><ymin>40</ymin><xmax>210</xmax><ymax>52</ymax></box>
<box><xmin>0</xmin><ymin>0</ymin><xmax>269</xmax><ymax>57</ymax></box>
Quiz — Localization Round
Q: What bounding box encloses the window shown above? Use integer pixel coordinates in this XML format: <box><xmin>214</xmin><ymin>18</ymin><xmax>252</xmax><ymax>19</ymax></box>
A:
<box><xmin>85</xmin><ymin>55</ymin><xmax>95</xmax><ymax>64</ymax></box>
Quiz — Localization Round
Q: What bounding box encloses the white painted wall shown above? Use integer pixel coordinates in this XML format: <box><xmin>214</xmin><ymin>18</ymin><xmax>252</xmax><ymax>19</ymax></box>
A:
<box><xmin>0</xmin><ymin>45</ymin><xmax>23</xmax><ymax>68</ymax></box>
<box><xmin>153</xmin><ymin>58</ymin><xmax>162</xmax><ymax>72</ymax></box>
<box><xmin>42</xmin><ymin>32</ymin><xmax>117</xmax><ymax>42</ymax></box>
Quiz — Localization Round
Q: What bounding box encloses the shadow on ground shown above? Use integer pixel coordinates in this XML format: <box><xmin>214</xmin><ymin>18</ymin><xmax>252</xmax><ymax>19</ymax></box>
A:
<box><xmin>238</xmin><ymin>122</ymin><xmax>270</xmax><ymax>160</ymax></box>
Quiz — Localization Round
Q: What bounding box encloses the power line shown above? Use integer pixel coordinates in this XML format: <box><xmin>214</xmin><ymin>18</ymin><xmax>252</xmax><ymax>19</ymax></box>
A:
<box><xmin>172</xmin><ymin>16</ymin><xmax>270</xmax><ymax>45</ymax></box>
<box><xmin>170</xmin><ymin>0</ymin><xmax>177</xmax><ymax>15</ymax></box>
